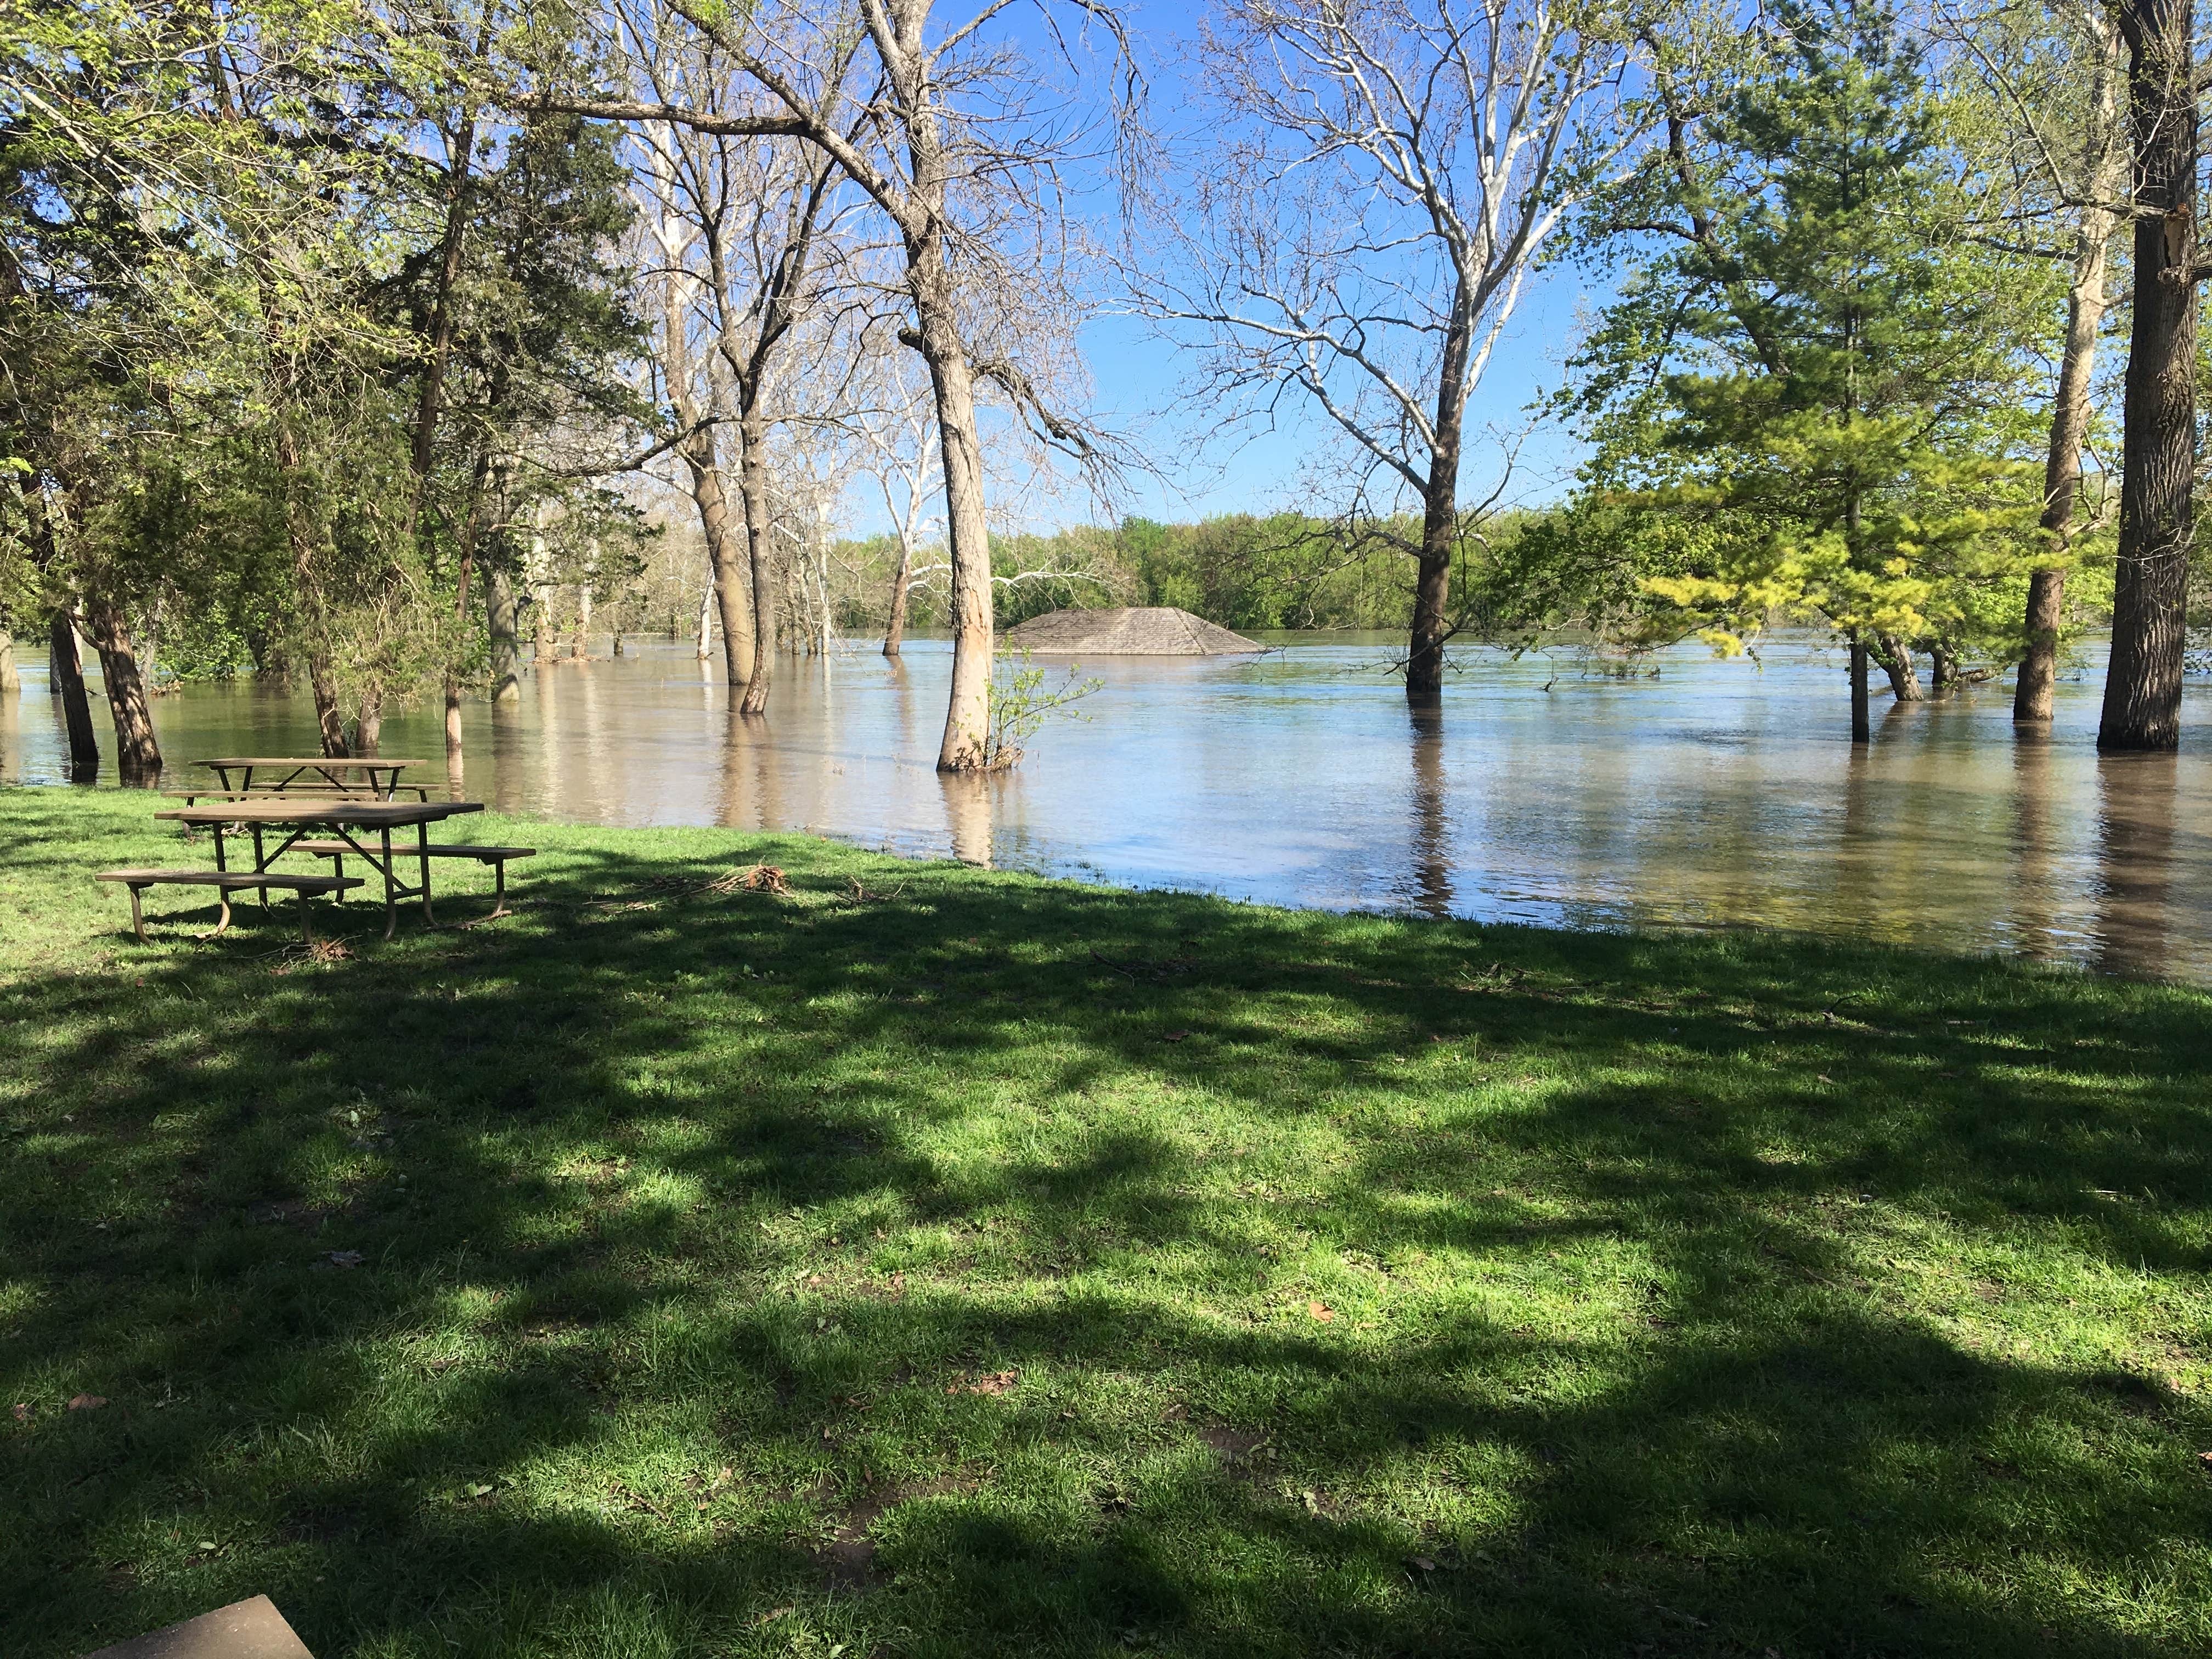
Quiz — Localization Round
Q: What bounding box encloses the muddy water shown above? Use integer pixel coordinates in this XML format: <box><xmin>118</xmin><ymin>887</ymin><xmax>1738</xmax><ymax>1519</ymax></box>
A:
<box><xmin>5</xmin><ymin>633</ymin><xmax>2208</xmax><ymax>981</ymax></box>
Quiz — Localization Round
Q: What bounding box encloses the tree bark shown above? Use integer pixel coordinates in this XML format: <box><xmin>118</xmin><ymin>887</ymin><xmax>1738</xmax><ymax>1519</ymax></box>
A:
<box><xmin>532</xmin><ymin>581</ymin><xmax>554</xmax><ymax>668</ymax></box>
<box><xmin>356</xmin><ymin>690</ymin><xmax>382</xmax><ymax>755</ymax></box>
<box><xmin>1408</xmin><ymin>285</ymin><xmax>1474</xmax><ymax>703</ymax></box>
<box><xmin>2101</xmin><ymin>0</ymin><xmax>2197</xmax><ymax>752</ymax></box>
<box><xmin>0</xmin><ymin>627</ymin><xmax>18</xmax><ymax>692</ymax></box>
<box><xmin>1875</xmin><ymin>634</ymin><xmax>1924</xmax><ymax>702</ymax></box>
<box><xmin>49</xmin><ymin>611</ymin><xmax>99</xmax><ymax>778</ymax></box>
<box><xmin>912</xmin><ymin>289</ymin><xmax>994</xmax><ymax>768</ymax></box>
<box><xmin>2017</xmin><ymin>205</ymin><xmax>2118</xmax><ymax>719</ymax></box>
<box><xmin>83</xmin><ymin>598</ymin><xmax>161</xmax><ymax>781</ymax></box>
<box><xmin>488</xmin><ymin>563</ymin><xmax>521</xmax><ymax>702</ymax></box>
<box><xmin>736</xmin><ymin>407</ymin><xmax>779</xmax><ymax>716</ymax></box>
<box><xmin>883</xmin><ymin>532</ymin><xmax>914</xmax><ymax>656</ymax></box>
<box><xmin>1849</xmin><ymin>635</ymin><xmax>1871</xmax><ymax>746</ymax></box>
<box><xmin>682</xmin><ymin>430</ymin><xmax>757</xmax><ymax>687</ymax></box>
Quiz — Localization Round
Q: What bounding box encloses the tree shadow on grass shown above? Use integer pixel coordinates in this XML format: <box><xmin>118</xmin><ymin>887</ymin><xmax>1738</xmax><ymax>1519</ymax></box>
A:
<box><xmin>3</xmin><ymin>798</ymin><xmax>2210</xmax><ymax>1656</ymax></box>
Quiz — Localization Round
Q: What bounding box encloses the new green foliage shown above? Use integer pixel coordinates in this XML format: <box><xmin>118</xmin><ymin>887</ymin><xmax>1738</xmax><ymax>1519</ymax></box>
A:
<box><xmin>1558</xmin><ymin>0</ymin><xmax>2072</xmax><ymax>698</ymax></box>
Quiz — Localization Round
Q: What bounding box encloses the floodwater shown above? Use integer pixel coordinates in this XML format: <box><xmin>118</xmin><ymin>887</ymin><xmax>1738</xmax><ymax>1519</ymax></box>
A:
<box><xmin>5</xmin><ymin>633</ymin><xmax>2209</xmax><ymax>982</ymax></box>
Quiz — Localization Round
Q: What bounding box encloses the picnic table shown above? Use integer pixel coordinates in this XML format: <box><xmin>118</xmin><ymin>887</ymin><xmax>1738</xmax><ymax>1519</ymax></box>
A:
<box><xmin>195</xmin><ymin>756</ymin><xmax>426</xmax><ymax>799</ymax></box>
<box><xmin>155</xmin><ymin>799</ymin><xmax>484</xmax><ymax>939</ymax></box>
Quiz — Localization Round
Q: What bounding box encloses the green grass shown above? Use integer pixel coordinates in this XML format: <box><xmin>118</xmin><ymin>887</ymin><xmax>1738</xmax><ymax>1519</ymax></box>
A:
<box><xmin>3</xmin><ymin>786</ymin><xmax>2210</xmax><ymax>1659</ymax></box>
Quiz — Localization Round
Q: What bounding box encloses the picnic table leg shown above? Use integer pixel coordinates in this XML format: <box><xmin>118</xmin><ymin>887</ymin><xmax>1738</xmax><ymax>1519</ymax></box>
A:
<box><xmin>199</xmin><ymin>894</ymin><xmax>234</xmax><ymax>941</ymax></box>
<box><xmin>299</xmin><ymin>889</ymin><xmax>315</xmax><ymax>948</ymax></box>
<box><xmin>417</xmin><ymin>820</ymin><xmax>435</xmax><ymax>924</ymax></box>
<box><xmin>251</xmin><ymin>825</ymin><xmax>268</xmax><ymax>909</ymax></box>
<box><xmin>381</xmin><ymin>827</ymin><xmax>397</xmax><ymax>941</ymax></box>
<box><xmin>212</xmin><ymin>824</ymin><xmax>227</xmax><ymax>873</ymax></box>
<box><xmin>490</xmin><ymin>858</ymin><xmax>509</xmax><ymax>918</ymax></box>
<box><xmin>127</xmin><ymin>884</ymin><xmax>146</xmax><ymax>944</ymax></box>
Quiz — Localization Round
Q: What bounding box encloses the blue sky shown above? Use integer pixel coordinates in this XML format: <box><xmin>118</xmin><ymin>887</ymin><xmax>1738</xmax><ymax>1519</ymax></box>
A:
<box><xmin>998</xmin><ymin>0</ymin><xmax>1612</xmax><ymax>532</ymax></box>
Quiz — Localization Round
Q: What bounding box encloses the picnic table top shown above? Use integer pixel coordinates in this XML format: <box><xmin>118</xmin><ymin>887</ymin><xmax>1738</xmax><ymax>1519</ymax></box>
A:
<box><xmin>156</xmin><ymin>800</ymin><xmax>483</xmax><ymax>828</ymax></box>
<box><xmin>195</xmin><ymin>756</ymin><xmax>426</xmax><ymax>770</ymax></box>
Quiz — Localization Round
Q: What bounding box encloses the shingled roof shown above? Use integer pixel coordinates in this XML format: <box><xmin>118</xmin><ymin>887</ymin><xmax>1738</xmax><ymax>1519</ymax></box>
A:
<box><xmin>1004</xmin><ymin>606</ymin><xmax>1262</xmax><ymax>655</ymax></box>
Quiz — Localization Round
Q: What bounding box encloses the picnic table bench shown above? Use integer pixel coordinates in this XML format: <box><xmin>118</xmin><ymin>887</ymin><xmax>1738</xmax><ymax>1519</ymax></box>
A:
<box><xmin>97</xmin><ymin>870</ymin><xmax>362</xmax><ymax>945</ymax></box>
<box><xmin>287</xmin><ymin>838</ymin><xmax>537</xmax><ymax>918</ymax></box>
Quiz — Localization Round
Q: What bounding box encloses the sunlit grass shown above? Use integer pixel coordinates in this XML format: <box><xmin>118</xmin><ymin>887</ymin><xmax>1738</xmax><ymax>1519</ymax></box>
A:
<box><xmin>3</xmin><ymin>785</ymin><xmax>2210</xmax><ymax>1657</ymax></box>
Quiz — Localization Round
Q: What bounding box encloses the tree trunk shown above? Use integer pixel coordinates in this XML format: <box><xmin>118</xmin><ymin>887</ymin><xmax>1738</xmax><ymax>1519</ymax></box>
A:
<box><xmin>1408</xmin><ymin>285</ymin><xmax>1474</xmax><ymax>703</ymax></box>
<box><xmin>272</xmin><ymin>420</ymin><xmax>349</xmax><ymax>756</ymax></box>
<box><xmin>2101</xmin><ymin>0</ymin><xmax>2197</xmax><ymax>752</ymax></box>
<box><xmin>682</xmin><ymin>431</ymin><xmax>756</xmax><ymax>687</ymax></box>
<box><xmin>444</xmin><ymin>669</ymin><xmax>464</xmax><ymax>789</ymax></box>
<box><xmin>1876</xmin><ymin>634</ymin><xmax>1924</xmax><ymax>702</ymax></box>
<box><xmin>0</xmin><ymin>627</ymin><xmax>18</xmax><ymax>692</ymax></box>
<box><xmin>1849</xmin><ymin>635</ymin><xmax>1871</xmax><ymax>746</ymax></box>
<box><xmin>572</xmin><ymin>582</ymin><xmax>592</xmax><ymax>658</ymax></box>
<box><xmin>49</xmin><ymin>611</ymin><xmax>99</xmax><ymax>779</ymax></box>
<box><xmin>1930</xmin><ymin>641</ymin><xmax>1959</xmax><ymax>695</ymax></box>
<box><xmin>2017</xmin><ymin>224</ymin><xmax>2115</xmax><ymax>719</ymax></box>
<box><xmin>532</xmin><ymin>582</ymin><xmax>554</xmax><ymax>668</ymax></box>
<box><xmin>488</xmin><ymin>563</ymin><xmax>521</xmax><ymax>702</ymax></box>
<box><xmin>356</xmin><ymin>690</ymin><xmax>382</xmax><ymax>756</ymax></box>
<box><xmin>83</xmin><ymin>599</ymin><xmax>161</xmax><ymax>782</ymax></box>
<box><xmin>696</xmin><ymin>579</ymin><xmax>715</xmax><ymax>661</ymax></box>
<box><xmin>736</xmin><ymin>407</ymin><xmax>778</xmax><ymax>717</ymax></box>
<box><xmin>883</xmin><ymin>529</ymin><xmax>915</xmax><ymax>656</ymax></box>
<box><xmin>911</xmin><ymin>289</ymin><xmax>994</xmax><ymax>768</ymax></box>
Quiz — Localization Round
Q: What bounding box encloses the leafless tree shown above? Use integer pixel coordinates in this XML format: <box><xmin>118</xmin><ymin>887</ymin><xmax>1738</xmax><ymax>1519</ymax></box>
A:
<box><xmin>544</xmin><ymin>0</ymin><xmax>1127</xmax><ymax>769</ymax></box>
<box><xmin>1146</xmin><ymin>0</ymin><xmax>1654</xmax><ymax>702</ymax></box>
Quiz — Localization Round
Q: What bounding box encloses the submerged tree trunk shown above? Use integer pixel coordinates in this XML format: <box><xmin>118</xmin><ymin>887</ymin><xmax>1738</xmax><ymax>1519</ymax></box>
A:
<box><xmin>49</xmin><ymin>611</ymin><xmax>99</xmax><ymax>778</ymax></box>
<box><xmin>682</xmin><ymin>432</ymin><xmax>756</xmax><ymax>688</ymax></box>
<box><xmin>2101</xmin><ymin>0</ymin><xmax>2198</xmax><ymax>752</ymax></box>
<box><xmin>83</xmin><ymin>599</ymin><xmax>161</xmax><ymax>782</ymax></box>
<box><xmin>1931</xmin><ymin>642</ymin><xmax>1960</xmax><ymax>695</ymax></box>
<box><xmin>696</xmin><ymin>579</ymin><xmax>715</xmax><ymax>661</ymax></box>
<box><xmin>1876</xmin><ymin>635</ymin><xmax>1925</xmax><ymax>702</ymax></box>
<box><xmin>1849</xmin><ymin>635</ymin><xmax>1871</xmax><ymax>746</ymax></box>
<box><xmin>1408</xmin><ymin>285</ymin><xmax>1474</xmax><ymax>703</ymax></box>
<box><xmin>488</xmin><ymin>563</ymin><xmax>521</xmax><ymax>702</ymax></box>
<box><xmin>532</xmin><ymin>582</ymin><xmax>554</xmax><ymax>669</ymax></box>
<box><xmin>0</xmin><ymin>627</ymin><xmax>18</xmax><ymax>692</ymax></box>
<box><xmin>736</xmin><ymin>408</ymin><xmax>778</xmax><ymax>718</ymax></box>
<box><xmin>2018</xmin><ymin>191</ymin><xmax>2119</xmax><ymax>720</ymax></box>
<box><xmin>356</xmin><ymin>690</ymin><xmax>382</xmax><ymax>756</ymax></box>
<box><xmin>883</xmin><ymin>533</ymin><xmax>914</xmax><ymax>656</ymax></box>
<box><xmin>910</xmin><ymin>287</ymin><xmax>994</xmax><ymax>768</ymax></box>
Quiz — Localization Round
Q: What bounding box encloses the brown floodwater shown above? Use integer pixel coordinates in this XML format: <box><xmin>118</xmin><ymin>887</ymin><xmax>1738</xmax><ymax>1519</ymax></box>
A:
<box><xmin>5</xmin><ymin>632</ymin><xmax>2208</xmax><ymax>981</ymax></box>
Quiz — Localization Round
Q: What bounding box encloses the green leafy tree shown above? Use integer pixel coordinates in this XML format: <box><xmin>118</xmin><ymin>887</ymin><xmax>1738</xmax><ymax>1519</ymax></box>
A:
<box><xmin>1558</xmin><ymin>0</ymin><xmax>2061</xmax><ymax>738</ymax></box>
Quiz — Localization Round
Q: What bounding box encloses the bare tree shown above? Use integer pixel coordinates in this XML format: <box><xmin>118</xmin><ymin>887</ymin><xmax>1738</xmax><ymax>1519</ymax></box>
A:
<box><xmin>847</xmin><ymin>336</ymin><xmax>943</xmax><ymax>654</ymax></box>
<box><xmin>545</xmin><ymin>0</ymin><xmax>1125</xmax><ymax>768</ymax></box>
<box><xmin>1147</xmin><ymin>0</ymin><xmax>1652</xmax><ymax>703</ymax></box>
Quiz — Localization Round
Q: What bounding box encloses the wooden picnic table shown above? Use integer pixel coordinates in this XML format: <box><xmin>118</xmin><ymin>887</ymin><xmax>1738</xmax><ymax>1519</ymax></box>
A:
<box><xmin>155</xmin><ymin>799</ymin><xmax>483</xmax><ymax>939</ymax></box>
<box><xmin>195</xmin><ymin>756</ymin><xmax>426</xmax><ymax>799</ymax></box>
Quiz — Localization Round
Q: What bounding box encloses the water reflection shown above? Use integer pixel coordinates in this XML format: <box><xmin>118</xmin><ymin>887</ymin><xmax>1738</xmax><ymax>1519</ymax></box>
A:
<box><xmin>1404</xmin><ymin>703</ymin><xmax>1452</xmax><ymax>919</ymax></box>
<box><xmin>4</xmin><ymin>635</ymin><xmax>2208</xmax><ymax>981</ymax></box>
<box><xmin>2095</xmin><ymin>754</ymin><xmax>2179</xmax><ymax>979</ymax></box>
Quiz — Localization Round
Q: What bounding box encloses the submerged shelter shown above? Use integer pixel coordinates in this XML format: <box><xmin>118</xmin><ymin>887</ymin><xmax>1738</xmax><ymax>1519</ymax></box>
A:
<box><xmin>1005</xmin><ymin>606</ymin><xmax>1262</xmax><ymax>655</ymax></box>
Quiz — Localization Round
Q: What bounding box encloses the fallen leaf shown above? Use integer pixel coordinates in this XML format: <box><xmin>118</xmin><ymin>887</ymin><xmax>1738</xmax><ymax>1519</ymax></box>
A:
<box><xmin>950</xmin><ymin>1369</ymin><xmax>1020</xmax><ymax>1396</ymax></box>
<box><xmin>465</xmin><ymin>1482</ymin><xmax>494</xmax><ymax>1499</ymax></box>
<box><xmin>1410</xmin><ymin>1555</ymin><xmax>1437</xmax><ymax>1572</ymax></box>
<box><xmin>753</xmin><ymin>1607</ymin><xmax>794</xmax><ymax>1628</ymax></box>
<box><xmin>1308</xmin><ymin>1301</ymin><xmax>1335</xmax><ymax>1323</ymax></box>
<box><xmin>196</xmin><ymin>1540</ymin><xmax>218</xmax><ymax>1551</ymax></box>
<box><xmin>323</xmin><ymin>1250</ymin><xmax>365</xmax><ymax>1268</ymax></box>
<box><xmin>12</xmin><ymin>1403</ymin><xmax>29</xmax><ymax>1422</ymax></box>
<box><xmin>2199</xmin><ymin>1451</ymin><xmax>2212</xmax><ymax>1468</ymax></box>
<box><xmin>1817</xmin><ymin>1075</ymin><xmax>1836</xmax><ymax>1085</ymax></box>
<box><xmin>67</xmin><ymin>1394</ymin><xmax>107</xmax><ymax>1411</ymax></box>
<box><xmin>1163</xmin><ymin>1030</ymin><xmax>1189</xmax><ymax>1042</ymax></box>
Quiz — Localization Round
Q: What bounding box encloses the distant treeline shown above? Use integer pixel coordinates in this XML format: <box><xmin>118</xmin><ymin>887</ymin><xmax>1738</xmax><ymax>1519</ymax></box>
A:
<box><xmin>820</xmin><ymin>511</ymin><xmax>1562</xmax><ymax>640</ymax></box>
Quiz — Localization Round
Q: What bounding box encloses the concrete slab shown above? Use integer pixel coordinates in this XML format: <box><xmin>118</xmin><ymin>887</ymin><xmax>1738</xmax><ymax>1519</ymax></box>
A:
<box><xmin>81</xmin><ymin>1596</ymin><xmax>314</xmax><ymax>1659</ymax></box>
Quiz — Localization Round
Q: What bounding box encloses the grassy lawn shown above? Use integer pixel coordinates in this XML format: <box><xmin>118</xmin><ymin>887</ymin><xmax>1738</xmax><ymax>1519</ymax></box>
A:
<box><xmin>3</xmin><ymin>785</ymin><xmax>2210</xmax><ymax>1659</ymax></box>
